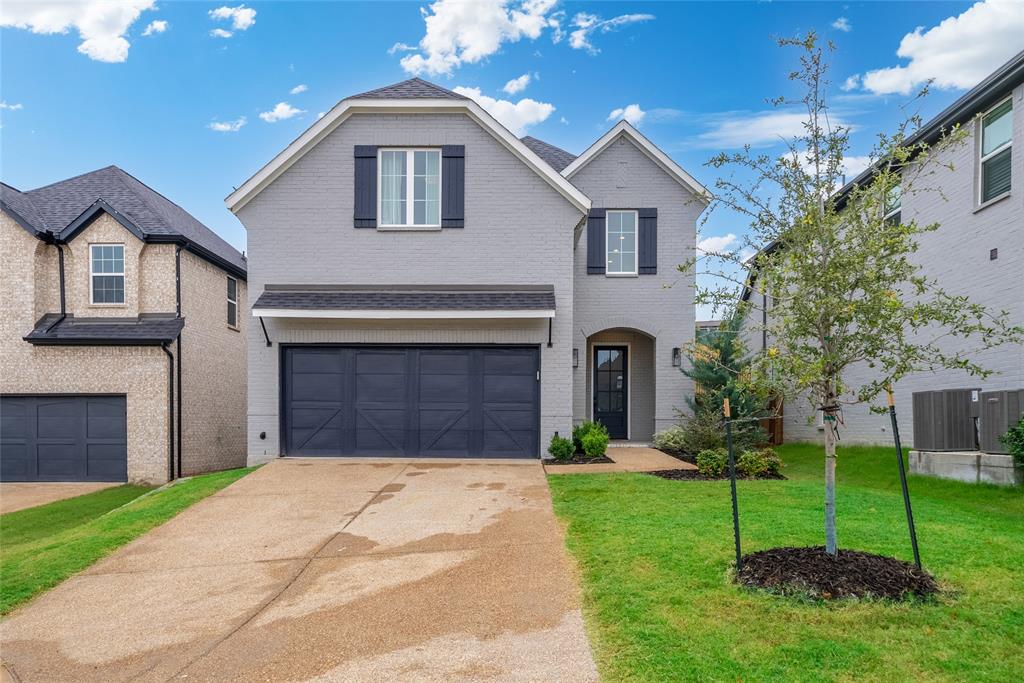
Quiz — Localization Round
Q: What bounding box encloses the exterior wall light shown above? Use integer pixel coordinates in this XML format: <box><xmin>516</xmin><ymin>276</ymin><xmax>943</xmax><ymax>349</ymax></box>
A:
<box><xmin>672</xmin><ymin>347</ymin><xmax>682</xmax><ymax>367</ymax></box>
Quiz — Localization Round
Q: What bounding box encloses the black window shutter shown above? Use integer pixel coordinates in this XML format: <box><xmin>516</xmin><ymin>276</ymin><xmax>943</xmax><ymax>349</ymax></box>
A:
<box><xmin>587</xmin><ymin>209</ymin><xmax>606</xmax><ymax>274</ymax></box>
<box><xmin>638</xmin><ymin>208</ymin><xmax>657</xmax><ymax>274</ymax></box>
<box><xmin>353</xmin><ymin>145</ymin><xmax>377</xmax><ymax>228</ymax></box>
<box><xmin>442</xmin><ymin>145</ymin><xmax>465</xmax><ymax>228</ymax></box>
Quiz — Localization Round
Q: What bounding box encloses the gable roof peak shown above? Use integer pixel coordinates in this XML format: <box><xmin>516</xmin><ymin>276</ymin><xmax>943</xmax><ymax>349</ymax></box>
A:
<box><xmin>348</xmin><ymin>77</ymin><xmax>469</xmax><ymax>101</ymax></box>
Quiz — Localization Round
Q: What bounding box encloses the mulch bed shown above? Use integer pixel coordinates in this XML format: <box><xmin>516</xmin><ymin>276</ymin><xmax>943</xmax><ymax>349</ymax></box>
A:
<box><xmin>645</xmin><ymin>469</ymin><xmax>786</xmax><ymax>481</ymax></box>
<box><xmin>545</xmin><ymin>454</ymin><xmax>615</xmax><ymax>465</ymax></box>
<box><xmin>736</xmin><ymin>546</ymin><xmax>939</xmax><ymax>601</ymax></box>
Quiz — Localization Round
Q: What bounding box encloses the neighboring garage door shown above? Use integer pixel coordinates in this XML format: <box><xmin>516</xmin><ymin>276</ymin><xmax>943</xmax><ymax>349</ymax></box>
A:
<box><xmin>0</xmin><ymin>395</ymin><xmax>128</xmax><ymax>482</ymax></box>
<box><xmin>283</xmin><ymin>346</ymin><xmax>540</xmax><ymax>458</ymax></box>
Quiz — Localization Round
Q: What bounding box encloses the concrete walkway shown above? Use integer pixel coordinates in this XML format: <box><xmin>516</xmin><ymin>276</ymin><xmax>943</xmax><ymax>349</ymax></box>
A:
<box><xmin>0</xmin><ymin>483</ymin><xmax>117</xmax><ymax>514</ymax></box>
<box><xmin>545</xmin><ymin>446</ymin><xmax>697</xmax><ymax>475</ymax></box>
<box><xmin>0</xmin><ymin>459</ymin><xmax>597</xmax><ymax>683</ymax></box>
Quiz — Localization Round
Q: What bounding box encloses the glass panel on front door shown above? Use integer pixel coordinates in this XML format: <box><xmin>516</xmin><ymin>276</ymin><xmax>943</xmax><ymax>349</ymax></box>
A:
<box><xmin>594</xmin><ymin>346</ymin><xmax>628</xmax><ymax>439</ymax></box>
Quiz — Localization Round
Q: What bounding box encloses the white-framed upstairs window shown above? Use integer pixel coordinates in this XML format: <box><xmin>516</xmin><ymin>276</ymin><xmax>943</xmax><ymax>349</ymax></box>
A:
<box><xmin>979</xmin><ymin>97</ymin><xmax>1012</xmax><ymax>204</ymax></box>
<box><xmin>606</xmin><ymin>210</ymin><xmax>638</xmax><ymax>276</ymax></box>
<box><xmin>227</xmin><ymin>276</ymin><xmax>238</xmax><ymax>328</ymax></box>
<box><xmin>884</xmin><ymin>183</ymin><xmax>902</xmax><ymax>226</ymax></box>
<box><xmin>378</xmin><ymin>148</ymin><xmax>441</xmax><ymax>227</ymax></box>
<box><xmin>90</xmin><ymin>243</ymin><xmax>125</xmax><ymax>305</ymax></box>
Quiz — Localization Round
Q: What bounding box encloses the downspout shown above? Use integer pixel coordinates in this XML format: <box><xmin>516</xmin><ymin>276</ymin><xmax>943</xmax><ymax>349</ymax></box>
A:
<box><xmin>44</xmin><ymin>239</ymin><xmax>67</xmax><ymax>333</ymax></box>
<box><xmin>175</xmin><ymin>246</ymin><xmax>183</xmax><ymax>478</ymax></box>
<box><xmin>161</xmin><ymin>343</ymin><xmax>176</xmax><ymax>482</ymax></box>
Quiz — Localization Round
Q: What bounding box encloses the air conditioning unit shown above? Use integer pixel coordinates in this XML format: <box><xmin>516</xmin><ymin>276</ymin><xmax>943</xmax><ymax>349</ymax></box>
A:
<box><xmin>912</xmin><ymin>389</ymin><xmax>980</xmax><ymax>451</ymax></box>
<box><xmin>979</xmin><ymin>389</ymin><xmax>1024</xmax><ymax>454</ymax></box>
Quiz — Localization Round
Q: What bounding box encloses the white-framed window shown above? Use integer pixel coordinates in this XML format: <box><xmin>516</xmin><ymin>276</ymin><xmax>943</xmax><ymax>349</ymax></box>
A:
<box><xmin>884</xmin><ymin>183</ymin><xmax>902</xmax><ymax>225</ymax></box>
<box><xmin>227</xmin><ymin>276</ymin><xmax>238</xmax><ymax>328</ymax></box>
<box><xmin>378</xmin><ymin>148</ymin><xmax>441</xmax><ymax>227</ymax></box>
<box><xmin>979</xmin><ymin>97</ymin><xmax>1012</xmax><ymax>204</ymax></box>
<box><xmin>90</xmin><ymin>243</ymin><xmax>125</xmax><ymax>304</ymax></box>
<box><xmin>606</xmin><ymin>210</ymin><xmax>638</xmax><ymax>275</ymax></box>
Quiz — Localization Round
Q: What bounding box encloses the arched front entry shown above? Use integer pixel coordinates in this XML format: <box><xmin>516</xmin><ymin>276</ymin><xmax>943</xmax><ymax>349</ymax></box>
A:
<box><xmin>584</xmin><ymin>327</ymin><xmax>656</xmax><ymax>441</ymax></box>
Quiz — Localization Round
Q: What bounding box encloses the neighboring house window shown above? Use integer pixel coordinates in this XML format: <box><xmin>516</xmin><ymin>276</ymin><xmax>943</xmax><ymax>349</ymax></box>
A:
<box><xmin>606</xmin><ymin>210</ymin><xmax>638</xmax><ymax>275</ymax></box>
<box><xmin>379</xmin><ymin>149</ymin><xmax>441</xmax><ymax>226</ymax></box>
<box><xmin>90</xmin><ymin>244</ymin><xmax>125</xmax><ymax>304</ymax></box>
<box><xmin>980</xmin><ymin>97</ymin><xmax>1012</xmax><ymax>203</ymax></box>
<box><xmin>227</xmin><ymin>277</ymin><xmax>238</xmax><ymax>328</ymax></box>
<box><xmin>884</xmin><ymin>184</ymin><xmax>902</xmax><ymax>225</ymax></box>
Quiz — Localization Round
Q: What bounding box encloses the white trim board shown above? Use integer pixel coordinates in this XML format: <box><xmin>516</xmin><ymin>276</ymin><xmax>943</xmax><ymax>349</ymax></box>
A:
<box><xmin>252</xmin><ymin>308</ymin><xmax>555</xmax><ymax>319</ymax></box>
<box><xmin>225</xmin><ymin>98</ymin><xmax>591</xmax><ymax>214</ymax></box>
<box><xmin>561</xmin><ymin>120</ymin><xmax>711</xmax><ymax>202</ymax></box>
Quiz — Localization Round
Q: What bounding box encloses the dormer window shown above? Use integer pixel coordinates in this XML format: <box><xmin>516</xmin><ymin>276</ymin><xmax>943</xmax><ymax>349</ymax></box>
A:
<box><xmin>379</xmin><ymin>149</ymin><xmax>441</xmax><ymax>227</ymax></box>
<box><xmin>90</xmin><ymin>244</ymin><xmax>125</xmax><ymax>305</ymax></box>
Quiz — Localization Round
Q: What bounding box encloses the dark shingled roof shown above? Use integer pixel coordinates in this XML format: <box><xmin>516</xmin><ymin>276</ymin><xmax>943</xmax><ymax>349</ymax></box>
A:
<box><xmin>0</xmin><ymin>182</ymin><xmax>49</xmax><ymax>234</ymax></box>
<box><xmin>1</xmin><ymin>166</ymin><xmax>246</xmax><ymax>277</ymax></box>
<box><xmin>349</xmin><ymin>77</ymin><xmax>469</xmax><ymax>101</ymax></box>
<box><xmin>519</xmin><ymin>136</ymin><xmax>577</xmax><ymax>173</ymax></box>
<box><xmin>253</xmin><ymin>285</ymin><xmax>555</xmax><ymax>312</ymax></box>
<box><xmin>25</xmin><ymin>314</ymin><xmax>185</xmax><ymax>346</ymax></box>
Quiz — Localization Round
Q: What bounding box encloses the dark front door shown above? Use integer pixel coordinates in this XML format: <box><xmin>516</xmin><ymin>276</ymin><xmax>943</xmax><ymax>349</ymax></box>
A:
<box><xmin>282</xmin><ymin>346</ymin><xmax>540</xmax><ymax>458</ymax></box>
<box><xmin>593</xmin><ymin>346</ymin><xmax>628</xmax><ymax>439</ymax></box>
<box><xmin>0</xmin><ymin>395</ymin><xmax>128</xmax><ymax>482</ymax></box>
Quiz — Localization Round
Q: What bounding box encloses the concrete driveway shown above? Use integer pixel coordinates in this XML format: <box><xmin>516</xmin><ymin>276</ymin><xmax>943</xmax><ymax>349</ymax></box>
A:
<box><xmin>0</xmin><ymin>459</ymin><xmax>597</xmax><ymax>682</ymax></box>
<box><xmin>0</xmin><ymin>483</ymin><xmax>117</xmax><ymax>514</ymax></box>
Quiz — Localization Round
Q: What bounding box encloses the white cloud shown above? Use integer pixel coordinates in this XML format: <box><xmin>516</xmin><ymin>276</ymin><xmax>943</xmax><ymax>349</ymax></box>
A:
<box><xmin>559</xmin><ymin>116</ymin><xmax>569</xmax><ymax>125</ymax></box>
<box><xmin>208</xmin><ymin>116</ymin><xmax>246</xmax><ymax>133</ymax></box>
<box><xmin>832</xmin><ymin>16</ymin><xmax>851</xmax><ymax>32</ymax></box>
<box><xmin>317</xmin><ymin>112</ymin><xmax>326</xmax><ymax>120</ymax></box>
<box><xmin>0</xmin><ymin>0</ymin><xmax>156</xmax><ymax>63</ymax></box>
<box><xmin>607</xmin><ymin>104</ymin><xmax>646</xmax><ymax>126</ymax></box>
<box><xmin>0</xmin><ymin>101</ymin><xmax>24</xmax><ymax>111</ymax></box>
<box><xmin>696</xmin><ymin>110</ymin><xmax>854</xmax><ymax>149</ymax></box>
<box><xmin>503</xmin><ymin>72</ymin><xmax>532</xmax><ymax>95</ymax></box>
<box><xmin>841</xmin><ymin>155</ymin><xmax>873</xmax><ymax>179</ymax></box>
<box><xmin>860</xmin><ymin>0</ymin><xmax>1024</xmax><ymax>95</ymax></box>
<box><xmin>840</xmin><ymin>74</ymin><xmax>861</xmax><ymax>92</ymax></box>
<box><xmin>396</xmin><ymin>0</ymin><xmax>574</xmax><ymax>76</ymax></box>
<box><xmin>568</xmin><ymin>12</ymin><xmax>654</xmax><ymax>54</ymax></box>
<box><xmin>209</xmin><ymin>5</ymin><xmax>256</xmax><ymax>31</ymax></box>
<box><xmin>452</xmin><ymin>86</ymin><xmax>554</xmax><ymax>136</ymax></box>
<box><xmin>141</xmin><ymin>19</ymin><xmax>167</xmax><ymax>36</ymax></box>
<box><xmin>259</xmin><ymin>102</ymin><xmax>305</xmax><ymax>123</ymax></box>
<box><xmin>388</xmin><ymin>41</ymin><xmax>416</xmax><ymax>55</ymax></box>
<box><xmin>290</xmin><ymin>84</ymin><xmax>308</xmax><ymax>95</ymax></box>
<box><xmin>697</xmin><ymin>233</ymin><xmax>738</xmax><ymax>255</ymax></box>
<box><xmin>210</xmin><ymin>28</ymin><xmax>233</xmax><ymax>38</ymax></box>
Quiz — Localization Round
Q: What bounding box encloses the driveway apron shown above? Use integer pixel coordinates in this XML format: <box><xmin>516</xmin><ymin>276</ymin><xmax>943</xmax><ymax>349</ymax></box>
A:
<box><xmin>0</xmin><ymin>459</ymin><xmax>598</xmax><ymax>682</ymax></box>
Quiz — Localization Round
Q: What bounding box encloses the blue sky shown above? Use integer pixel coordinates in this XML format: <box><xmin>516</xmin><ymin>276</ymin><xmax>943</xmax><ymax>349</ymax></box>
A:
<box><xmin>2</xmin><ymin>1</ymin><xmax>1022</xmax><ymax>317</ymax></box>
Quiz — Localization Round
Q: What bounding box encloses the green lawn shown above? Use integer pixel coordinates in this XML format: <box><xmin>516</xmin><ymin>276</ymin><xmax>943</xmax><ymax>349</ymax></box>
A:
<box><xmin>549</xmin><ymin>444</ymin><xmax>1024</xmax><ymax>682</ymax></box>
<box><xmin>1</xmin><ymin>467</ymin><xmax>254</xmax><ymax>615</ymax></box>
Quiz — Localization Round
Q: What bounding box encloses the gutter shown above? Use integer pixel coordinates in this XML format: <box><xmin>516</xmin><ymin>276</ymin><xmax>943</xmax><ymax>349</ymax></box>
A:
<box><xmin>175</xmin><ymin>246</ymin><xmax>183</xmax><ymax>479</ymax></box>
<box><xmin>161</xmin><ymin>343</ymin><xmax>176</xmax><ymax>482</ymax></box>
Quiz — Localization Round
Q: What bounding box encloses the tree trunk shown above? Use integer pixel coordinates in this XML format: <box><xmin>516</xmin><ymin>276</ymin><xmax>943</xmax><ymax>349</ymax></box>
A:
<box><xmin>824</xmin><ymin>404</ymin><xmax>838</xmax><ymax>555</ymax></box>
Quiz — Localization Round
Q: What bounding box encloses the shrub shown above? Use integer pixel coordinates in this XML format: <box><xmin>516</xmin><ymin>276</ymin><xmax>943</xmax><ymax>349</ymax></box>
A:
<box><xmin>547</xmin><ymin>434</ymin><xmax>575</xmax><ymax>461</ymax></box>
<box><xmin>653</xmin><ymin>424</ymin><xmax>688</xmax><ymax>453</ymax></box>
<box><xmin>1001</xmin><ymin>416</ymin><xmax>1024</xmax><ymax>467</ymax></box>
<box><xmin>573</xmin><ymin>420</ymin><xmax>609</xmax><ymax>453</ymax></box>
<box><xmin>696</xmin><ymin>449</ymin><xmax>727</xmax><ymax>477</ymax></box>
<box><xmin>581</xmin><ymin>429</ymin><xmax>610</xmax><ymax>459</ymax></box>
<box><xmin>668</xmin><ymin>409</ymin><xmax>768</xmax><ymax>455</ymax></box>
<box><xmin>737</xmin><ymin>448</ymin><xmax>783</xmax><ymax>477</ymax></box>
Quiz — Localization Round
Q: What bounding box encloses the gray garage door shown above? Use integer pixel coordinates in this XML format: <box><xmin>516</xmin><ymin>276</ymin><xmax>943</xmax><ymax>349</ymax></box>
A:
<box><xmin>0</xmin><ymin>395</ymin><xmax>128</xmax><ymax>482</ymax></box>
<box><xmin>283</xmin><ymin>346</ymin><xmax>540</xmax><ymax>458</ymax></box>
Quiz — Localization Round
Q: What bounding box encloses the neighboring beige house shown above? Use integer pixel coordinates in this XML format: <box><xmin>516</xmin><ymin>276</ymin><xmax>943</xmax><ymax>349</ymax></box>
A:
<box><xmin>1</xmin><ymin>166</ymin><xmax>248</xmax><ymax>484</ymax></box>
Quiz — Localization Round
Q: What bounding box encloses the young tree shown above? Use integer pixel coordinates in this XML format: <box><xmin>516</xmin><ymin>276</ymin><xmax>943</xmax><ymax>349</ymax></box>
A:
<box><xmin>689</xmin><ymin>34</ymin><xmax>1023</xmax><ymax>555</ymax></box>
